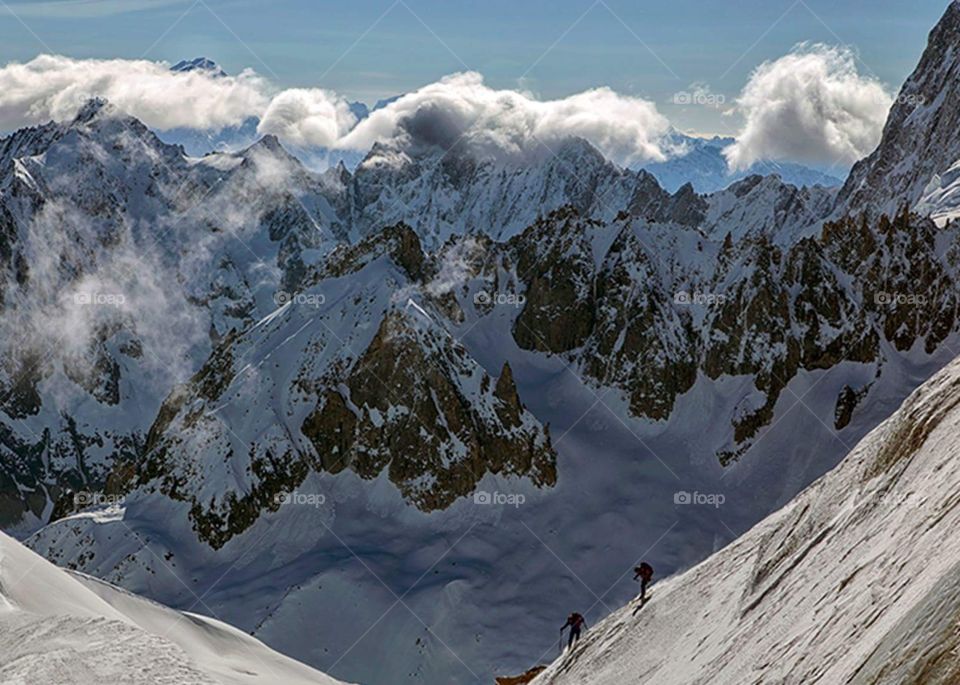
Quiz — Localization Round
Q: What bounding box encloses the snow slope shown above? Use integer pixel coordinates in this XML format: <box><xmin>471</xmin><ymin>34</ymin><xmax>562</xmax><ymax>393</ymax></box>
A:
<box><xmin>534</xmin><ymin>354</ymin><xmax>960</xmax><ymax>685</ymax></box>
<box><xmin>0</xmin><ymin>530</ymin><xmax>347</xmax><ymax>685</ymax></box>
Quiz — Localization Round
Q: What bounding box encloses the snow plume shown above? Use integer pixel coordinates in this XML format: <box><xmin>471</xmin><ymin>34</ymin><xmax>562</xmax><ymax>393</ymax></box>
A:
<box><xmin>0</xmin><ymin>54</ymin><xmax>269</xmax><ymax>132</ymax></box>
<box><xmin>723</xmin><ymin>44</ymin><xmax>892</xmax><ymax>170</ymax></box>
<box><xmin>0</xmin><ymin>199</ymin><xmax>209</xmax><ymax>407</ymax></box>
<box><xmin>425</xmin><ymin>237</ymin><xmax>485</xmax><ymax>298</ymax></box>
<box><xmin>333</xmin><ymin>72</ymin><xmax>672</xmax><ymax>165</ymax></box>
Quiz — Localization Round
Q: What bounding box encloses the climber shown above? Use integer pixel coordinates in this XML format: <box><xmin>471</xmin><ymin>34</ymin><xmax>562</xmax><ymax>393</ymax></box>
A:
<box><xmin>560</xmin><ymin>612</ymin><xmax>587</xmax><ymax>650</ymax></box>
<box><xmin>633</xmin><ymin>562</ymin><xmax>654</xmax><ymax>602</ymax></box>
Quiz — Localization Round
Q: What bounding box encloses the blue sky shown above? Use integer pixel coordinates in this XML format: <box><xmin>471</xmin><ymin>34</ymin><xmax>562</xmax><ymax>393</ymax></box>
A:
<box><xmin>0</xmin><ymin>0</ymin><xmax>950</xmax><ymax>133</ymax></box>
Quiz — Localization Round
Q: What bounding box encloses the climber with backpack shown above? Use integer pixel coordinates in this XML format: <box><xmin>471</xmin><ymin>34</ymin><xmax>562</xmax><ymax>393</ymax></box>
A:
<box><xmin>633</xmin><ymin>562</ymin><xmax>654</xmax><ymax>602</ymax></box>
<box><xmin>560</xmin><ymin>612</ymin><xmax>587</xmax><ymax>651</ymax></box>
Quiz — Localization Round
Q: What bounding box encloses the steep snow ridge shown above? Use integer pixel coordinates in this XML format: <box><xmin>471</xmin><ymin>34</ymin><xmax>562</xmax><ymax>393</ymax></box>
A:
<box><xmin>534</xmin><ymin>354</ymin><xmax>960</xmax><ymax>685</ymax></box>
<box><xmin>918</xmin><ymin>158</ymin><xmax>960</xmax><ymax>226</ymax></box>
<box><xmin>0</xmin><ymin>531</ymin><xmax>347</xmax><ymax>684</ymax></box>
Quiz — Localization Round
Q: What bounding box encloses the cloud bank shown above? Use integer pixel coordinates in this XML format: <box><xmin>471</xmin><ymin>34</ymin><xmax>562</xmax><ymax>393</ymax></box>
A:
<box><xmin>723</xmin><ymin>44</ymin><xmax>892</xmax><ymax>170</ymax></box>
<box><xmin>0</xmin><ymin>54</ymin><xmax>268</xmax><ymax>132</ymax></box>
<box><xmin>328</xmin><ymin>72</ymin><xmax>672</xmax><ymax>165</ymax></box>
<box><xmin>0</xmin><ymin>56</ymin><xmax>672</xmax><ymax>165</ymax></box>
<box><xmin>0</xmin><ymin>49</ymin><xmax>898</xmax><ymax>170</ymax></box>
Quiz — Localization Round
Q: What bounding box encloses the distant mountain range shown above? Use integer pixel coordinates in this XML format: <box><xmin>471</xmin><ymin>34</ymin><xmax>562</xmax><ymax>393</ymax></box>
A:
<box><xmin>641</xmin><ymin>132</ymin><xmax>844</xmax><ymax>193</ymax></box>
<box><xmin>154</xmin><ymin>58</ymin><xmax>843</xmax><ymax>192</ymax></box>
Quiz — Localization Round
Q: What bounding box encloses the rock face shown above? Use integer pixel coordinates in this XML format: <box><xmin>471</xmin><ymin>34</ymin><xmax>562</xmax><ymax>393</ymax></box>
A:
<box><xmin>496</xmin><ymin>195</ymin><xmax>957</xmax><ymax>460</ymax></box>
<box><xmin>839</xmin><ymin>0</ymin><xmax>960</xmax><ymax>220</ymax></box>
<box><xmin>302</xmin><ymin>312</ymin><xmax>554</xmax><ymax>511</ymax></box>
<box><xmin>132</xmin><ymin>226</ymin><xmax>555</xmax><ymax>547</ymax></box>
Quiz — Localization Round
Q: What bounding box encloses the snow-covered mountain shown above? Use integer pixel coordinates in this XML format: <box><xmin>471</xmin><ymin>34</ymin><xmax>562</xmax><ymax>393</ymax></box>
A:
<box><xmin>0</xmin><ymin>530</ymin><xmax>346</xmax><ymax>684</ymax></box>
<box><xmin>533</xmin><ymin>352</ymin><xmax>960</xmax><ymax>685</ymax></box>
<box><xmin>641</xmin><ymin>133</ymin><xmax>843</xmax><ymax>193</ymax></box>
<box><xmin>170</xmin><ymin>56</ymin><xmax>228</xmax><ymax>78</ymax></box>
<box><xmin>134</xmin><ymin>225</ymin><xmax>555</xmax><ymax>547</ymax></box>
<box><xmin>156</xmin><ymin>57</ymin><xmax>373</xmax><ymax>167</ymax></box>
<box><xmin>5</xmin><ymin>4</ymin><xmax>960</xmax><ymax>683</ymax></box>
<box><xmin>0</xmin><ymin>99</ymin><xmax>354</xmax><ymax>534</ymax></box>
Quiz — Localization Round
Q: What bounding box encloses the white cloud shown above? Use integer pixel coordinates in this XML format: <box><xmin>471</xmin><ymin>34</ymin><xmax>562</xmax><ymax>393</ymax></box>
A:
<box><xmin>2</xmin><ymin>51</ymin><xmax>891</xmax><ymax>171</ymax></box>
<box><xmin>0</xmin><ymin>57</ymin><xmax>672</xmax><ymax>165</ymax></box>
<box><xmin>723</xmin><ymin>44</ymin><xmax>892</xmax><ymax>170</ymax></box>
<box><xmin>333</xmin><ymin>72</ymin><xmax>672</xmax><ymax>165</ymax></box>
<box><xmin>257</xmin><ymin>88</ymin><xmax>359</xmax><ymax>148</ymax></box>
<box><xmin>0</xmin><ymin>54</ymin><xmax>269</xmax><ymax>132</ymax></box>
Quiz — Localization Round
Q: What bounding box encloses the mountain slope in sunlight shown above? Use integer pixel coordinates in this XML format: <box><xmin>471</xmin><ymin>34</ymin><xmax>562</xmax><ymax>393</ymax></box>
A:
<box><xmin>0</xmin><ymin>530</ymin><xmax>347</xmax><ymax>685</ymax></box>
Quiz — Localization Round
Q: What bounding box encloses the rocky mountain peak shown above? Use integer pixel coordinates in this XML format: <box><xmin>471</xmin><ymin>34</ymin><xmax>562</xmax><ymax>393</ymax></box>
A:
<box><xmin>550</xmin><ymin>136</ymin><xmax>608</xmax><ymax>166</ymax></box>
<box><xmin>170</xmin><ymin>57</ymin><xmax>227</xmax><ymax>78</ymax></box>
<box><xmin>70</xmin><ymin>96</ymin><xmax>116</xmax><ymax>125</ymax></box>
<box><xmin>243</xmin><ymin>133</ymin><xmax>288</xmax><ymax>156</ymax></box>
<box><xmin>837</xmin><ymin>0</ymin><xmax>960</xmax><ymax>219</ymax></box>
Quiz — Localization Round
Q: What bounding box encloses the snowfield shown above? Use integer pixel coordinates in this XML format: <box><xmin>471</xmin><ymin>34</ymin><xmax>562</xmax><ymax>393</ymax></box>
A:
<box><xmin>0</xmin><ymin>531</ymin><xmax>347</xmax><ymax>685</ymax></box>
<box><xmin>534</xmin><ymin>354</ymin><xmax>960</xmax><ymax>684</ymax></box>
